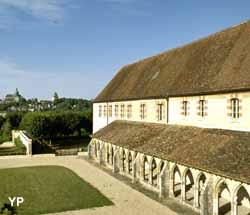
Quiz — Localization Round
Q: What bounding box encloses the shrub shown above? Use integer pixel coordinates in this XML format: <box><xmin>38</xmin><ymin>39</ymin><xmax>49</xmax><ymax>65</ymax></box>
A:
<box><xmin>20</xmin><ymin>111</ymin><xmax>92</xmax><ymax>141</ymax></box>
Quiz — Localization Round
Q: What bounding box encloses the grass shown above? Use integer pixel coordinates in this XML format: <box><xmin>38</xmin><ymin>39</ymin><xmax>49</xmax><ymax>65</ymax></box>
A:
<box><xmin>0</xmin><ymin>138</ymin><xmax>26</xmax><ymax>156</ymax></box>
<box><xmin>0</xmin><ymin>166</ymin><xmax>113</xmax><ymax>215</ymax></box>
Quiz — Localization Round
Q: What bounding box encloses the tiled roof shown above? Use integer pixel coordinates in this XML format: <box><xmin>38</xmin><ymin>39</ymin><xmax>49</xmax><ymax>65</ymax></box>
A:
<box><xmin>95</xmin><ymin>21</ymin><xmax>250</xmax><ymax>102</ymax></box>
<box><xmin>93</xmin><ymin>120</ymin><xmax>250</xmax><ymax>184</ymax></box>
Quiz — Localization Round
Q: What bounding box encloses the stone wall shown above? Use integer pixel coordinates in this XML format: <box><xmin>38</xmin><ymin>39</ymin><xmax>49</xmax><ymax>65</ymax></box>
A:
<box><xmin>12</xmin><ymin>130</ymin><xmax>32</xmax><ymax>156</ymax></box>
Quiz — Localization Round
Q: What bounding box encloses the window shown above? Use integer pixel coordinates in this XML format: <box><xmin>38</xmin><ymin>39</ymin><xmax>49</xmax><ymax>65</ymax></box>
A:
<box><xmin>108</xmin><ymin>105</ymin><xmax>112</xmax><ymax>117</ymax></box>
<box><xmin>99</xmin><ymin>105</ymin><xmax>102</xmax><ymax>117</ymax></box>
<box><xmin>103</xmin><ymin>105</ymin><xmax>107</xmax><ymax>117</ymax></box>
<box><xmin>127</xmin><ymin>104</ymin><xmax>132</xmax><ymax>119</ymax></box>
<box><xmin>181</xmin><ymin>101</ymin><xmax>188</xmax><ymax>116</ymax></box>
<box><xmin>115</xmin><ymin>105</ymin><xmax>119</xmax><ymax>118</ymax></box>
<box><xmin>231</xmin><ymin>98</ymin><xmax>239</xmax><ymax>119</ymax></box>
<box><xmin>198</xmin><ymin>100</ymin><xmax>205</xmax><ymax>117</ymax></box>
<box><xmin>140</xmin><ymin>104</ymin><xmax>147</xmax><ymax>120</ymax></box>
<box><xmin>120</xmin><ymin>104</ymin><xmax>125</xmax><ymax>118</ymax></box>
<box><xmin>157</xmin><ymin>103</ymin><xmax>164</xmax><ymax>121</ymax></box>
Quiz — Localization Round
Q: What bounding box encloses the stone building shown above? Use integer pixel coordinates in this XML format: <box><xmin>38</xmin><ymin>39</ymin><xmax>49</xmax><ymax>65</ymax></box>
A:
<box><xmin>88</xmin><ymin>21</ymin><xmax>250</xmax><ymax>215</ymax></box>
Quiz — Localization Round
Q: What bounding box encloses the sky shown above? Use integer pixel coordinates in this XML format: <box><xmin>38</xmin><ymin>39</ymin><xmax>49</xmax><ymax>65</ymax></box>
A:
<box><xmin>0</xmin><ymin>0</ymin><xmax>249</xmax><ymax>100</ymax></box>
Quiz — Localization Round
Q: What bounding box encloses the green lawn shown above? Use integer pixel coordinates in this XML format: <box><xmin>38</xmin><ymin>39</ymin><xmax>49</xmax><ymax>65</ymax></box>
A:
<box><xmin>0</xmin><ymin>166</ymin><xmax>113</xmax><ymax>215</ymax></box>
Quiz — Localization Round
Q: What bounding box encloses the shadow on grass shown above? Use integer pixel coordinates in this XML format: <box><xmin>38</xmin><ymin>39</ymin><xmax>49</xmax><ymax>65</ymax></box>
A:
<box><xmin>0</xmin><ymin>203</ymin><xmax>17</xmax><ymax>215</ymax></box>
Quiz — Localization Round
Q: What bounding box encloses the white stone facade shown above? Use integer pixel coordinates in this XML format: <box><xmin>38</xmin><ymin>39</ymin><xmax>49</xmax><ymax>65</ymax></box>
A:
<box><xmin>93</xmin><ymin>92</ymin><xmax>250</xmax><ymax>133</ymax></box>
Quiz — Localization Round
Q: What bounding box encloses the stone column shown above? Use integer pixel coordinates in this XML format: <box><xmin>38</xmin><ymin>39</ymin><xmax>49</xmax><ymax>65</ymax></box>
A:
<box><xmin>194</xmin><ymin>184</ymin><xmax>199</xmax><ymax>208</ymax></box>
<box><xmin>140</xmin><ymin>157</ymin><xmax>145</xmax><ymax>181</ymax></box>
<box><xmin>98</xmin><ymin>145</ymin><xmax>104</xmax><ymax>165</ymax></box>
<box><xmin>231</xmin><ymin>196</ymin><xmax>238</xmax><ymax>215</ymax></box>
<box><xmin>181</xmin><ymin>177</ymin><xmax>186</xmax><ymax>201</ymax></box>
<box><xmin>87</xmin><ymin>143</ymin><xmax>92</xmax><ymax>159</ymax></box>
<box><xmin>169</xmin><ymin>174</ymin><xmax>175</xmax><ymax>197</ymax></box>
<box><xmin>112</xmin><ymin>151</ymin><xmax>119</xmax><ymax>173</ymax></box>
<box><xmin>132</xmin><ymin>160</ymin><xmax>137</xmax><ymax>183</ymax></box>
<box><xmin>119</xmin><ymin>151</ymin><xmax>124</xmax><ymax>173</ymax></box>
<box><xmin>149</xmin><ymin>167</ymin><xmax>153</xmax><ymax>185</ymax></box>
<box><xmin>200</xmin><ymin>187</ymin><xmax>208</xmax><ymax>215</ymax></box>
<box><xmin>158</xmin><ymin>166</ymin><xmax>168</xmax><ymax>198</ymax></box>
<box><xmin>213</xmin><ymin>194</ymin><xmax>219</xmax><ymax>215</ymax></box>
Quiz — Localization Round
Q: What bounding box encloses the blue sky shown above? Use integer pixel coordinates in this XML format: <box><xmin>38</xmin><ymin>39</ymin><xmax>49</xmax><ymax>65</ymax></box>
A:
<box><xmin>0</xmin><ymin>0</ymin><xmax>249</xmax><ymax>100</ymax></box>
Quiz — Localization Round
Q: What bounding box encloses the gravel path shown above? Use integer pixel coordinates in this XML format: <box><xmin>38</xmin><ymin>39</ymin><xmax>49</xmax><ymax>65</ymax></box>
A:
<box><xmin>0</xmin><ymin>156</ymin><xmax>178</xmax><ymax>215</ymax></box>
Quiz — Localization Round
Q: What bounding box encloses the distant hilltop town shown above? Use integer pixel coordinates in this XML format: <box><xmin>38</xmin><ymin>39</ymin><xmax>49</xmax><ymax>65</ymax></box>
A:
<box><xmin>0</xmin><ymin>89</ymin><xmax>91</xmax><ymax>112</ymax></box>
<box><xmin>0</xmin><ymin>88</ymin><xmax>23</xmax><ymax>104</ymax></box>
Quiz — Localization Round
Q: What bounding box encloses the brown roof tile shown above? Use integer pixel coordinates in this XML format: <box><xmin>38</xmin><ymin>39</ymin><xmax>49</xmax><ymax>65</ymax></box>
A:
<box><xmin>93</xmin><ymin>120</ymin><xmax>250</xmax><ymax>184</ymax></box>
<box><xmin>95</xmin><ymin>21</ymin><xmax>250</xmax><ymax>102</ymax></box>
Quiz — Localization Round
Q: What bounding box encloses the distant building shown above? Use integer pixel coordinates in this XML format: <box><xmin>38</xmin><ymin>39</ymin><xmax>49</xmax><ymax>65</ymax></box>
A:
<box><xmin>4</xmin><ymin>88</ymin><xmax>22</xmax><ymax>103</ymax></box>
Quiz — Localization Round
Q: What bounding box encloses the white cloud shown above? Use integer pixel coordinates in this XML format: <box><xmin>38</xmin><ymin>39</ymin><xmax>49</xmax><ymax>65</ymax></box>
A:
<box><xmin>0</xmin><ymin>0</ymin><xmax>70</xmax><ymax>29</ymax></box>
<box><xmin>0</xmin><ymin>59</ymin><xmax>96</xmax><ymax>100</ymax></box>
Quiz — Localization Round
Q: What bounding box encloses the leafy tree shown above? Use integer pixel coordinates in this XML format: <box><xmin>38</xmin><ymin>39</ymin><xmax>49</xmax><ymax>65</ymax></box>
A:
<box><xmin>1</xmin><ymin>120</ymin><xmax>12</xmax><ymax>142</ymax></box>
<box><xmin>53</xmin><ymin>92</ymin><xmax>59</xmax><ymax>104</ymax></box>
<box><xmin>5</xmin><ymin>112</ymin><xmax>25</xmax><ymax>129</ymax></box>
<box><xmin>0</xmin><ymin>115</ymin><xmax>5</xmax><ymax>129</ymax></box>
<box><xmin>20</xmin><ymin>111</ymin><xmax>92</xmax><ymax>142</ymax></box>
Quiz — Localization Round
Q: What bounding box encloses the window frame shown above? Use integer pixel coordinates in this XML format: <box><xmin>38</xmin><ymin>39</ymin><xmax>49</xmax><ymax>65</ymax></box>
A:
<box><xmin>157</xmin><ymin>103</ymin><xmax>164</xmax><ymax>121</ymax></box>
<box><xmin>115</xmin><ymin>105</ymin><xmax>119</xmax><ymax>118</ymax></box>
<box><xmin>108</xmin><ymin>105</ymin><xmax>112</xmax><ymax>117</ymax></box>
<box><xmin>231</xmin><ymin>98</ymin><xmax>240</xmax><ymax>119</ymax></box>
<box><xmin>120</xmin><ymin>104</ymin><xmax>125</xmax><ymax>118</ymax></box>
<box><xmin>182</xmin><ymin>100</ymin><xmax>188</xmax><ymax>116</ymax></box>
<box><xmin>127</xmin><ymin>104</ymin><xmax>132</xmax><ymax>119</ymax></box>
<box><xmin>98</xmin><ymin>105</ymin><xmax>102</xmax><ymax>117</ymax></box>
<box><xmin>140</xmin><ymin>103</ymin><xmax>146</xmax><ymax>120</ymax></box>
<box><xmin>199</xmin><ymin>100</ymin><xmax>205</xmax><ymax>117</ymax></box>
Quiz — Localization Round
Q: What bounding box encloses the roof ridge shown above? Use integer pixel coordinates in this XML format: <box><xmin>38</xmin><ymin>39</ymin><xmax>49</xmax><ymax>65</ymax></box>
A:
<box><xmin>124</xmin><ymin>20</ymin><xmax>250</xmax><ymax>67</ymax></box>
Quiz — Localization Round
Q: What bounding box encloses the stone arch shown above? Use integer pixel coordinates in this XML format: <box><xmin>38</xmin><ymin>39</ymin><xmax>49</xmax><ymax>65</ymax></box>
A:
<box><xmin>233</xmin><ymin>184</ymin><xmax>250</xmax><ymax>214</ymax></box>
<box><xmin>158</xmin><ymin>160</ymin><xmax>165</xmax><ymax>173</ymax></box>
<box><xmin>106</xmin><ymin>144</ymin><xmax>110</xmax><ymax>163</ymax></box>
<box><xmin>195</xmin><ymin>172</ymin><xmax>207</xmax><ymax>208</ymax></box>
<box><xmin>150</xmin><ymin>158</ymin><xmax>158</xmax><ymax>186</ymax></box>
<box><xmin>172</xmin><ymin>165</ymin><xmax>182</xmax><ymax>198</ymax></box>
<box><xmin>110</xmin><ymin>146</ymin><xmax>114</xmax><ymax>165</ymax></box>
<box><xmin>216</xmin><ymin>180</ymin><xmax>231</xmax><ymax>215</ymax></box>
<box><xmin>183</xmin><ymin>169</ymin><xmax>195</xmax><ymax>203</ymax></box>
<box><xmin>94</xmin><ymin>141</ymin><xmax>98</xmax><ymax>157</ymax></box>
<box><xmin>121</xmin><ymin>148</ymin><xmax>127</xmax><ymax>171</ymax></box>
<box><xmin>128</xmin><ymin>151</ymin><xmax>133</xmax><ymax>175</ymax></box>
<box><xmin>142</xmin><ymin>156</ymin><xmax>149</xmax><ymax>181</ymax></box>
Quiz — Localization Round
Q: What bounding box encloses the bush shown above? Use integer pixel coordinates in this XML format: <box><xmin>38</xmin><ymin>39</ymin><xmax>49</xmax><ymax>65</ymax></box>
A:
<box><xmin>1</xmin><ymin>121</ymin><xmax>12</xmax><ymax>142</ymax></box>
<box><xmin>20</xmin><ymin>111</ymin><xmax>92</xmax><ymax>141</ymax></box>
<box><xmin>0</xmin><ymin>115</ymin><xmax>5</xmax><ymax>129</ymax></box>
<box><xmin>5</xmin><ymin>112</ymin><xmax>25</xmax><ymax>129</ymax></box>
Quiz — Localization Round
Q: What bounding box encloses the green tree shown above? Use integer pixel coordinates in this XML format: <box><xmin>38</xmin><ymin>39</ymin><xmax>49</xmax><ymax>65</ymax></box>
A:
<box><xmin>0</xmin><ymin>115</ymin><xmax>5</xmax><ymax>129</ymax></box>
<box><xmin>2</xmin><ymin>121</ymin><xmax>12</xmax><ymax>142</ymax></box>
